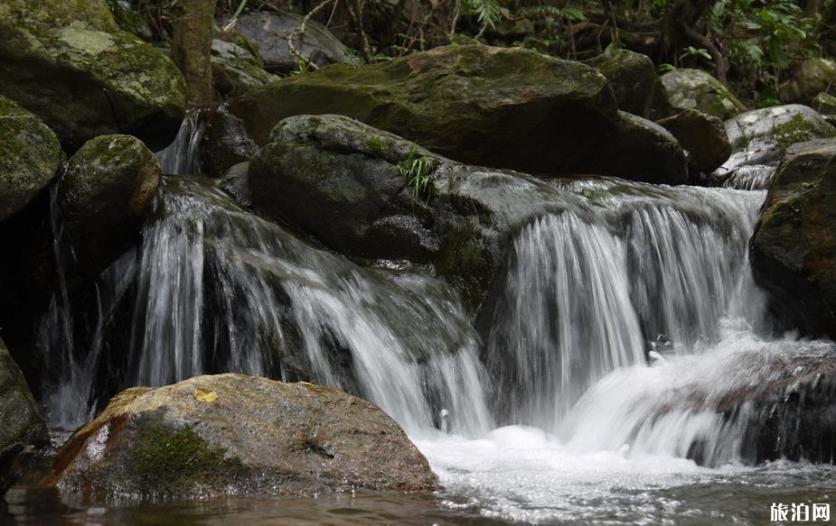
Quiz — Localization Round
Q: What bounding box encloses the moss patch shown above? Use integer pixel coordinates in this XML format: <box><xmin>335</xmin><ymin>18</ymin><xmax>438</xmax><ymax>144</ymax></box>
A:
<box><xmin>130</xmin><ymin>420</ymin><xmax>244</xmax><ymax>494</ymax></box>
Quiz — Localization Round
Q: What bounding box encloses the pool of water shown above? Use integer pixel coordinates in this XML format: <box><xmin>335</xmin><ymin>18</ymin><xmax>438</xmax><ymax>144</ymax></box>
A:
<box><xmin>4</xmin><ymin>426</ymin><xmax>834</xmax><ymax>525</ymax></box>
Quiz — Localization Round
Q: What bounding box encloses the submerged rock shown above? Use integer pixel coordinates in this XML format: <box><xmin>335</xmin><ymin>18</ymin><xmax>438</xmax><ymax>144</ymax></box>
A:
<box><xmin>0</xmin><ymin>0</ymin><xmax>187</xmax><ymax>151</ymax></box>
<box><xmin>59</xmin><ymin>135</ymin><xmax>161</xmax><ymax>278</ymax></box>
<box><xmin>0</xmin><ymin>96</ymin><xmax>65</xmax><ymax>223</ymax></box>
<box><xmin>713</xmin><ymin>105</ymin><xmax>835</xmax><ymax>189</ymax></box>
<box><xmin>250</xmin><ymin>114</ymin><xmax>580</xmax><ymax>310</ymax></box>
<box><xmin>0</xmin><ymin>337</ymin><xmax>48</xmax><ymax>495</ymax></box>
<box><xmin>47</xmin><ymin>373</ymin><xmax>436</xmax><ymax>500</ymax></box>
<box><xmin>584</xmin><ymin>46</ymin><xmax>666</xmax><ymax>118</ymax></box>
<box><xmin>234</xmin><ymin>11</ymin><xmax>361</xmax><ymax>74</ymax></box>
<box><xmin>751</xmin><ymin>139</ymin><xmax>836</xmax><ymax>338</ymax></box>
<box><xmin>660</xmin><ymin>68</ymin><xmax>746</xmax><ymax>120</ymax></box>
<box><xmin>234</xmin><ymin>45</ymin><xmax>687</xmax><ymax>183</ymax></box>
<box><xmin>657</xmin><ymin>109</ymin><xmax>731</xmax><ymax>175</ymax></box>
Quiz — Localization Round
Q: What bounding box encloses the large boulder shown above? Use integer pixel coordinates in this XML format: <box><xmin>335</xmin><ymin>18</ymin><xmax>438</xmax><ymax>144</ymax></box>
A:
<box><xmin>713</xmin><ymin>105</ymin><xmax>835</xmax><ymax>189</ymax></box>
<box><xmin>751</xmin><ymin>139</ymin><xmax>836</xmax><ymax>338</ymax></box>
<box><xmin>780</xmin><ymin>58</ymin><xmax>836</xmax><ymax>105</ymax></box>
<box><xmin>46</xmin><ymin>373</ymin><xmax>436</xmax><ymax>500</ymax></box>
<box><xmin>657</xmin><ymin>109</ymin><xmax>731</xmax><ymax>175</ymax></box>
<box><xmin>584</xmin><ymin>46</ymin><xmax>667</xmax><ymax>118</ymax></box>
<box><xmin>233</xmin><ymin>11</ymin><xmax>361</xmax><ymax>74</ymax></box>
<box><xmin>234</xmin><ymin>45</ymin><xmax>686</xmax><ymax>183</ymax></box>
<box><xmin>0</xmin><ymin>96</ymin><xmax>65</xmax><ymax>223</ymax></box>
<box><xmin>59</xmin><ymin>135</ymin><xmax>161</xmax><ymax>278</ymax></box>
<box><xmin>660</xmin><ymin>68</ymin><xmax>746</xmax><ymax>120</ymax></box>
<box><xmin>0</xmin><ymin>337</ymin><xmax>49</xmax><ymax>495</ymax></box>
<box><xmin>0</xmin><ymin>0</ymin><xmax>187</xmax><ymax>151</ymax></box>
<box><xmin>249</xmin><ymin>114</ymin><xmax>579</xmax><ymax>310</ymax></box>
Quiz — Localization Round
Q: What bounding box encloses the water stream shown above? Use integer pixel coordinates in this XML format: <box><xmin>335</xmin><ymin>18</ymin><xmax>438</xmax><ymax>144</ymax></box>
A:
<box><xmin>11</xmin><ymin>119</ymin><xmax>835</xmax><ymax>524</ymax></box>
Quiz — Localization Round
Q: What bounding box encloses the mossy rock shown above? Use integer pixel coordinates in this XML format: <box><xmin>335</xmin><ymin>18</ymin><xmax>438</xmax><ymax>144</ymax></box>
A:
<box><xmin>0</xmin><ymin>0</ymin><xmax>186</xmax><ymax>151</ymax></box>
<box><xmin>59</xmin><ymin>134</ymin><xmax>160</xmax><ymax>278</ymax></box>
<box><xmin>584</xmin><ymin>46</ymin><xmax>667</xmax><ymax>118</ymax></box>
<box><xmin>234</xmin><ymin>45</ymin><xmax>624</xmax><ymax>175</ymax></box>
<box><xmin>780</xmin><ymin>58</ymin><xmax>836</xmax><ymax>105</ymax></box>
<box><xmin>751</xmin><ymin>138</ymin><xmax>836</xmax><ymax>338</ymax></box>
<box><xmin>47</xmin><ymin>373</ymin><xmax>437</xmax><ymax>500</ymax></box>
<box><xmin>713</xmin><ymin>104</ymin><xmax>835</xmax><ymax>189</ymax></box>
<box><xmin>211</xmin><ymin>39</ymin><xmax>278</xmax><ymax>99</ymax></box>
<box><xmin>249</xmin><ymin>114</ymin><xmax>579</xmax><ymax>311</ymax></box>
<box><xmin>0</xmin><ymin>95</ymin><xmax>65</xmax><ymax>223</ymax></box>
<box><xmin>0</xmin><ymin>337</ymin><xmax>48</xmax><ymax>453</ymax></box>
<box><xmin>661</xmin><ymin>68</ymin><xmax>746</xmax><ymax>120</ymax></box>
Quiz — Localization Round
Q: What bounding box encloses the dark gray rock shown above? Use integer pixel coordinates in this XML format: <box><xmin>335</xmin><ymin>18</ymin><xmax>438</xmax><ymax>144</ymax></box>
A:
<box><xmin>751</xmin><ymin>138</ymin><xmax>836</xmax><ymax>338</ymax></box>
<box><xmin>233</xmin><ymin>11</ymin><xmax>361</xmax><ymax>74</ymax></box>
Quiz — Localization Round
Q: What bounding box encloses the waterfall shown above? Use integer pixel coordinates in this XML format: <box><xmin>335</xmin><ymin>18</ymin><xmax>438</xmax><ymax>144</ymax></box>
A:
<box><xmin>156</xmin><ymin>110</ymin><xmax>207</xmax><ymax>175</ymax></box>
<box><xmin>486</xmin><ymin>181</ymin><xmax>768</xmax><ymax>431</ymax></box>
<box><xmin>43</xmin><ymin>178</ymin><xmax>493</xmax><ymax>437</ymax></box>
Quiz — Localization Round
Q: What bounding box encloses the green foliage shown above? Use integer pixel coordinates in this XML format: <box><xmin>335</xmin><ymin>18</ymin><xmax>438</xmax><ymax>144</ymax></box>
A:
<box><xmin>709</xmin><ymin>0</ymin><xmax>817</xmax><ymax>95</ymax></box>
<box><xmin>463</xmin><ymin>0</ymin><xmax>504</xmax><ymax>32</ymax></box>
<box><xmin>399</xmin><ymin>147</ymin><xmax>435</xmax><ymax>203</ymax></box>
<box><xmin>679</xmin><ymin>46</ymin><xmax>712</xmax><ymax>65</ymax></box>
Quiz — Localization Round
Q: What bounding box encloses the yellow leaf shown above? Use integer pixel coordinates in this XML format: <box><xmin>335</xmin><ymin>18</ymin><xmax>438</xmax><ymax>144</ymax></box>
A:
<box><xmin>194</xmin><ymin>388</ymin><xmax>218</xmax><ymax>403</ymax></box>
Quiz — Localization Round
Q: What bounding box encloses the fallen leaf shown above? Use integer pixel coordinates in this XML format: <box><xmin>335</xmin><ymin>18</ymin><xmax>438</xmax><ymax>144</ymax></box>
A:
<box><xmin>194</xmin><ymin>388</ymin><xmax>218</xmax><ymax>403</ymax></box>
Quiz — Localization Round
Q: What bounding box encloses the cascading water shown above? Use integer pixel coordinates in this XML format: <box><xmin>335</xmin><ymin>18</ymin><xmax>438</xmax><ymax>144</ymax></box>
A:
<box><xmin>42</xmin><ymin>178</ymin><xmax>492</xmax><ymax>437</ymax></box>
<box><xmin>485</xmin><ymin>181</ymin><xmax>768</xmax><ymax>430</ymax></box>
<box><xmin>156</xmin><ymin>110</ymin><xmax>207</xmax><ymax>175</ymax></box>
<box><xmin>32</xmin><ymin>120</ymin><xmax>836</xmax><ymax>523</ymax></box>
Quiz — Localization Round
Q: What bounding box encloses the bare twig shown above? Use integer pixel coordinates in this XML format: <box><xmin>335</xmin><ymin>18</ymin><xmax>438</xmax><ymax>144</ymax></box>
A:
<box><xmin>287</xmin><ymin>0</ymin><xmax>336</xmax><ymax>70</ymax></box>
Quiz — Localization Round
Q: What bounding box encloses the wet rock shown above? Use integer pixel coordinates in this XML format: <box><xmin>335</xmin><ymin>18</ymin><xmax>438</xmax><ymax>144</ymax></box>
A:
<box><xmin>660</xmin><ymin>68</ymin><xmax>746</xmax><ymax>120</ymax></box>
<box><xmin>249</xmin><ymin>114</ymin><xmax>579</xmax><ymax>310</ymax></box>
<box><xmin>219</xmin><ymin>161</ymin><xmax>252</xmax><ymax>207</ymax></box>
<box><xmin>780</xmin><ymin>58</ymin><xmax>836</xmax><ymax>105</ymax></box>
<box><xmin>0</xmin><ymin>96</ymin><xmax>65</xmax><ymax>223</ymax></box>
<box><xmin>0</xmin><ymin>338</ymin><xmax>48</xmax><ymax>453</ymax></box>
<box><xmin>233</xmin><ymin>11</ymin><xmax>361</xmax><ymax>74</ymax></box>
<box><xmin>0</xmin><ymin>336</ymin><xmax>48</xmax><ymax>495</ymax></box>
<box><xmin>584</xmin><ymin>46</ymin><xmax>666</xmax><ymax>118</ymax></box>
<box><xmin>199</xmin><ymin>108</ymin><xmax>259</xmax><ymax>178</ymax></box>
<box><xmin>59</xmin><ymin>135</ymin><xmax>161</xmax><ymax>278</ymax></box>
<box><xmin>657</xmin><ymin>109</ymin><xmax>731</xmax><ymax>175</ymax></box>
<box><xmin>47</xmin><ymin>373</ymin><xmax>436</xmax><ymax>500</ymax></box>
<box><xmin>211</xmin><ymin>38</ymin><xmax>278</xmax><ymax>98</ymax></box>
<box><xmin>0</xmin><ymin>0</ymin><xmax>187</xmax><ymax>151</ymax></box>
<box><xmin>713</xmin><ymin>105</ymin><xmax>835</xmax><ymax>189</ymax></box>
<box><xmin>750</xmin><ymin>138</ymin><xmax>836</xmax><ymax>338</ymax></box>
<box><xmin>234</xmin><ymin>45</ymin><xmax>686</xmax><ymax>183</ymax></box>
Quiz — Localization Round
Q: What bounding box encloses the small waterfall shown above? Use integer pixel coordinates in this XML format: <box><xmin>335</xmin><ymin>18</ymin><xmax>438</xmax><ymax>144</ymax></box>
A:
<box><xmin>44</xmin><ymin>178</ymin><xmax>492</xmax><ymax>437</ymax></box>
<box><xmin>486</xmin><ymin>212</ymin><xmax>645</xmax><ymax>429</ymax></box>
<box><xmin>486</xmin><ymin>181</ymin><xmax>768</xmax><ymax>431</ymax></box>
<box><xmin>156</xmin><ymin>110</ymin><xmax>207</xmax><ymax>175</ymax></box>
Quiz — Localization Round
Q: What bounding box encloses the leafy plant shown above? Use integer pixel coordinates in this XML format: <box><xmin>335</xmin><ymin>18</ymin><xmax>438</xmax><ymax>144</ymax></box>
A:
<box><xmin>399</xmin><ymin>148</ymin><xmax>435</xmax><ymax>203</ymax></box>
<box><xmin>462</xmin><ymin>0</ymin><xmax>503</xmax><ymax>34</ymax></box>
<box><xmin>679</xmin><ymin>46</ymin><xmax>713</xmax><ymax>64</ymax></box>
